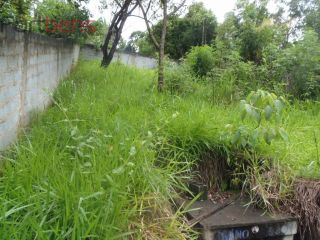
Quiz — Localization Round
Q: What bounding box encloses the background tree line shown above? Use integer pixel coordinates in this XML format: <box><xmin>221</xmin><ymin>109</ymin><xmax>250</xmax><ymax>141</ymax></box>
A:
<box><xmin>1</xmin><ymin>0</ymin><xmax>320</xmax><ymax>98</ymax></box>
<box><xmin>120</xmin><ymin>2</ymin><xmax>218</xmax><ymax>60</ymax></box>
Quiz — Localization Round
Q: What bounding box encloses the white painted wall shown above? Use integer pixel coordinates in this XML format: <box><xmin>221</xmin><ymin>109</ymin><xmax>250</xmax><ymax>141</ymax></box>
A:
<box><xmin>0</xmin><ymin>23</ymin><xmax>79</xmax><ymax>150</ymax></box>
<box><xmin>80</xmin><ymin>45</ymin><xmax>157</xmax><ymax>69</ymax></box>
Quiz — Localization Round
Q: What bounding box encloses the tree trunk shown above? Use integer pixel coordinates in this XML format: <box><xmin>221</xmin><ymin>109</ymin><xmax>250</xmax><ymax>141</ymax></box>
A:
<box><xmin>101</xmin><ymin>16</ymin><xmax>127</xmax><ymax>67</ymax></box>
<box><xmin>138</xmin><ymin>0</ymin><xmax>186</xmax><ymax>92</ymax></box>
<box><xmin>101</xmin><ymin>0</ymin><xmax>137</xmax><ymax>67</ymax></box>
<box><xmin>158</xmin><ymin>0</ymin><xmax>168</xmax><ymax>92</ymax></box>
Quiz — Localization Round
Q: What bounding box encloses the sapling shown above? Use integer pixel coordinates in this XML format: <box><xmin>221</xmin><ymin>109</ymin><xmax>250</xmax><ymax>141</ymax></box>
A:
<box><xmin>224</xmin><ymin>90</ymin><xmax>292</xmax><ymax>210</ymax></box>
<box><xmin>225</xmin><ymin>89</ymin><xmax>289</xmax><ymax>149</ymax></box>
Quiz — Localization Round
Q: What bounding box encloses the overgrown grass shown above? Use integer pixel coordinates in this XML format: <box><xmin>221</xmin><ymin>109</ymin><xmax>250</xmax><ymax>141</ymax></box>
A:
<box><xmin>0</xmin><ymin>60</ymin><xmax>319</xmax><ymax>239</ymax></box>
<box><xmin>0</xmin><ymin>61</ymin><xmax>196</xmax><ymax>239</ymax></box>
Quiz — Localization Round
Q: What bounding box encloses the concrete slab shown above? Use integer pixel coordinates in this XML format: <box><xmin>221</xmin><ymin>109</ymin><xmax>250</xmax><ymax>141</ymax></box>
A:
<box><xmin>181</xmin><ymin>195</ymin><xmax>297</xmax><ymax>240</ymax></box>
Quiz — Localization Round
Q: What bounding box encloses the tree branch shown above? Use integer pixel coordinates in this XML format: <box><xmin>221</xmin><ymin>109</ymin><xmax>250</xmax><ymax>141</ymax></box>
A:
<box><xmin>114</xmin><ymin>0</ymin><xmax>122</xmax><ymax>8</ymax></box>
<box><xmin>137</xmin><ymin>0</ymin><xmax>160</xmax><ymax>49</ymax></box>
<box><xmin>129</xmin><ymin>14</ymin><xmax>152</xmax><ymax>23</ymax></box>
<box><xmin>168</xmin><ymin>0</ymin><xmax>187</xmax><ymax>16</ymax></box>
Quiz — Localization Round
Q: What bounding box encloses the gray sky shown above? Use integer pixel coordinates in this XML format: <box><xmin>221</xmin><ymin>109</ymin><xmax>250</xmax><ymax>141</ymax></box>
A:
<box><xmin>86</xmin><ymin>0</ymin><xmax>277</xmax><ymax>40</ymax></box>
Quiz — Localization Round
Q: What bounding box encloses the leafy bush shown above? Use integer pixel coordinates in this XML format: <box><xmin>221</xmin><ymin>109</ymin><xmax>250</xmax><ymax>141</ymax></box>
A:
<box><xmin>185</xmin><ymin>45</ymin><xmax>215</xmax><ymax>77</ymax></box>
<box><xmin>35</xmin><ymin>0</ymin><xmax>91</xmax><ymax>42</ymax></box>
<box><xmin>85</xmin><ymin>19</ymin><xmax>108</xmax><ymax>48</ymax></box>
<box><xmin>0</xmin><ymin>0</ymin><xmax>32</xmax><ymax>29</ymax></box>
<box><xmin>205</xmin><ymin>47</ymin><xmax>257</xmax><ymax>104</ymax></box>
<box><xmin>276</xmin><ymin>30</ymin><xmax>320</xmax><ymax>99</ymax></box>
<box><xmin>224</xmin><ymin>90</ymin><xmax>288</xmax><ymax>148</ymax></box>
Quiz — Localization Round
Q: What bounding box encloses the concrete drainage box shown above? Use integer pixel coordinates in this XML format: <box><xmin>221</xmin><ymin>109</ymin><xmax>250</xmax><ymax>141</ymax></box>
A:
<box><xmin>184</xmin><ymin>197</ymin><xmax>297</xmax><ymax>240</ymax></box>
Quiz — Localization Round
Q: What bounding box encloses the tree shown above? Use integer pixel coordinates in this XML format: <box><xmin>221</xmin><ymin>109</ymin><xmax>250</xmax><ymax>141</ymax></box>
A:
<box><xmin>215</xmin><ymin>0</ymin><xmax>286</xmax><ymax>65</ymax></box>
<box><xmin>121</xmin><ymin>31</ymin><xmax>155</xmax><ymax>56</ymax></box>
<box><xmin>137</xmin><ymin>0</ymin><xmax>186</xmax><ymax>91</ymax></box>
<box><xmin>286</xmin><ymin>0</ymin><xmax>320</xmax><ymax>37</ymax></box>
<box><xmin>216</xmin><ymin>12</ymin><xmax>240</xmax><ymax>51</ymax></box>
<box><xmin>99</xmin><ymin>0</ymin><xmax>186</xmax><ymax>91</ymax></box>
<box><xmin>151</xmin><ymin>2</ymin><xmax>218</xmax><ymax>60</ymax></box>
<box><xmin>270</xmin><ymin>0</ymin><xmax>320</xmax><ymax>40</ymax></box>
<box><xmin>185</xmin><ymin>2</ymin><xmax>217</xmax><ymax>46</ymax></box>
<box><xmin>276</xmin><ymin>30</ymin><xmax>320</xmax><ymax>99</ymax></box>
<box><xmin>136</xmin><ymin>33</ymin><xmax>156</xmax><ymax>56</ymax></box>
<box><xmin>124</xmin><ymin>31</ymin><xmax>144</xmax><ymax>53</ymax></box>
<box><xmin>236</xmin><ymin>0</ymin><xmax>274</xmax><ymax>64</ymax></box>
<box><xmin>101</xmin><ymin>0</ymin><xmax>138</xmax><ymax>67</ymax></box>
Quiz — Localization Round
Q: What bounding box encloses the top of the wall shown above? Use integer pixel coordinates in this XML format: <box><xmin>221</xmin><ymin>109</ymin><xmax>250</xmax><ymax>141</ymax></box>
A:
<box><xmin>82</xmin><ymin>43</ymin><xmax>156</xmax><ymax>59</ymax></box>
<box><xmin>0</xmin><ymin>22</ymin><xmax>75</xmax><ymax>47</ymax></box>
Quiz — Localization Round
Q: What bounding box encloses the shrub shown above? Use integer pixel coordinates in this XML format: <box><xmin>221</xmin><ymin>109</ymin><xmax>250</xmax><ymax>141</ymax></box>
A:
<box><xmin>0</xmin><ymin>0</ymin><xmax>31</xmax><ymax>29</ymax></box>
<box><xmin>165</xmin><ymin>62</ymin><xmax>195</xmax><ymax>95</ymax></box>
<box><xmin>35</xmin><ymin>0</ymin><xmax>91</xmax><ymax>42</ymax></box>
<box><xmin>185</xmin><ymin>45</ymin><xmax>215</xmax><ymax>77</ymax></box>
<box><xmin>205</xmin><ymin>50</ymin><xmax>256</xmax><ymax>104</ymax></box>
<box><xmin>224</xmin><ymin>89</ymin><xmax>288</xmax><ymax>148</ymax></box>
<box><xmin>276</xmin><ymin>30</ymin><xmax>320</xmax><ymax>99</ymax></box>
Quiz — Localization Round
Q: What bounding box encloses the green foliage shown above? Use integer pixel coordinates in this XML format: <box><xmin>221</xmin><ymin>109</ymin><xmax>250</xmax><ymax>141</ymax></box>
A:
<box><xmin>285</xmin><ymin>0</ymin><xmax>320</xmax><ymax>37</ymax></box>
<box><xmin>0</xmin><ymin>62</ymin><xmax>195</xmax><ymax>239</ymax></box>
<box><xmin>0</xmin><ymin>0</ymin><xmax>32</xmax><ymax>29</ymax></box>
<box><xmin>207</xmin><ymin>69</ymin><xmax>241</xmax><ymax>105</ymax></box>
<box><xmin>216</xmin><ymin>12</ymin><xmax>240</xmax><ymax>51</ymax></box>
<box><xmin>165</xmin><ymin>62</ymin><xmax>195</xmax><ymax>95</ymax></box>
<box><xmin>34</xmin><ymin>0</ymin><xmax>91</xmax><ymax>42</ymax></box>
<box><xmin>225</xmin><ymin>90</ymin><xmax>288</xmax><ymax>148</ymax></box>
<box><xmin>276</xmin><ymin>30</ymin><xmax>320</xmax><ymax>99</ymax></box>
<box><xmin>1</xmin><ymin>61</ymin><xmax>320</xmax><ymax>238</ymax></box>
<box><xmin>214</xmin><ymin>0</ymin><xmax>288</xmax><ymax>65</ymax></box>
<box><xmin>85</xmin><ymin>18</ymin><xmax>108</xmax><ymax>48</ymax></box>
<box><xmin>123</xmin><ymin>31</ymin><xmax>143</xmax><ymax>53</ymax></box>
<box><xmin>305</xmin><ymin>2</ymin><xmax>320</xmax><ymax>37</ymax></box>
<box><xmin>236</xmin><ymin>0</ymin><xmax>285</xmax><ymax>64</ymax></box>
<box><xmin>185</xmin><ymin>45</ymin><xmax>215</xmax><ymax>77</ymax></box>
<box><xmin>205</xmin><ymin>43</ymin><xmax>257</xmax><ymax>103</ymax></box>
<box><xmin>151</xmin><ymin>2</ymin><xmax>218</xmax><ymax>60</ymax></box>
<box><xmin>239</xmin><ymin>20</ymin><xmax>276</xmax><ymax>64</ymax></box>
<box><xmin>122</xmin><ymin>31</ymin><xmax>157</xmax><ymax>57</ymax></box>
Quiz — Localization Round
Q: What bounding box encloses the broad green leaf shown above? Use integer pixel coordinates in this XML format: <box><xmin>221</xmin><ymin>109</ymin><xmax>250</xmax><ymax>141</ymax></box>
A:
<box><xmin>251</xmin><ymin>128</ymin><xmax>260</xmax><ymax>146</ymax></box>
<box><xmin>251</xmin><ymin>109</ymin><xmax>261</xmax><ymax>124</ymax></box>
<box><xmin>264</xmin><ymin>131</ymin><xmax>271</xmax><ymax>145</ymax></box>
<box><xmin>274</xmin><ymin>99</ymin><xmax>284</xmax><ymax>112</ymax></box>
<box><xmin>249</xmin><ymin>92</ymin><xmax>259</xmax><ymax>105</ymax></box>
<box><xmin>244</xmin><ymin>104</ymin><xmax>260</xmax><ymax>123</ymax></box>
<box><xmin>264</xmin><ymin>128</ymin><xmax>276</xmax><ymax>145</ymax></box>
<box><xmin>264</xmin><ymin>105</ymin><xmax>273</xmax><ymax>121</ymax></box>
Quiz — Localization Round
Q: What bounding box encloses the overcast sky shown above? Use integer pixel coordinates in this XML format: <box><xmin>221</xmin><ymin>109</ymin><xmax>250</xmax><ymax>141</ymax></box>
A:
<box><xmin>86</xmin><ymin>0</ymin><xmax>239</xmax><ymax>40</ymax></box>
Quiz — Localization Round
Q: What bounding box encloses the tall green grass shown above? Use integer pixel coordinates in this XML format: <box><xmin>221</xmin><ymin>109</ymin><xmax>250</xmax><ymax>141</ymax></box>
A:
<box><xmin>0</xmin><ymin>60</ymin><xmax>319</xmax><ymax>239</ymax></box>
<box><xmin>0</xmin><ymin>61</ymin><xmax>196</xmax><ymax>239</ymax></box>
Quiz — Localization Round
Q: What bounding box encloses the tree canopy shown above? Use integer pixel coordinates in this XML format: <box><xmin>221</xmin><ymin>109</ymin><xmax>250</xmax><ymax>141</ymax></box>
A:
<box><xmin>156</xmin><ymin>2</ymin><xmax>217</xmax><ymax>60</ymax></box>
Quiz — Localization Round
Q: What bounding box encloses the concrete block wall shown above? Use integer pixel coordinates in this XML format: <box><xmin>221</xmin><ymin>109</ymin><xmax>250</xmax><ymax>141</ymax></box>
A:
<box><xmin>0</xmin><ymin>23</ymin><xmax>79</xmax><ymax>150</ymax></box>
<box><xmin>80</xmin><ymin>44</ymin><xmax>157</xmax><ymax>69</ymax></box>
